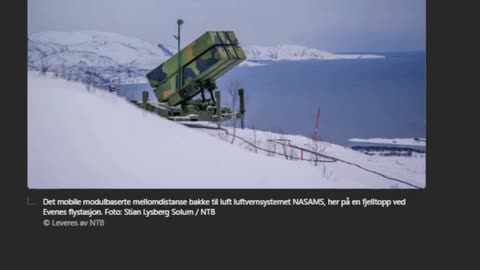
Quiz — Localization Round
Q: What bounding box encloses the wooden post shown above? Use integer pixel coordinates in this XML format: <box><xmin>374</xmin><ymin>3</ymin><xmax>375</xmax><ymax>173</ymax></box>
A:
<box><xmin>238</xmin><ymin>88</ymin><xmax>245</xmax><ymax>129</ymax></box>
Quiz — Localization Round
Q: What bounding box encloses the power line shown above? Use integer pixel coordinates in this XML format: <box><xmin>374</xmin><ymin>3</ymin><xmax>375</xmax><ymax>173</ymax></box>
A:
<box><xmin>184</xmin><ymin>123</ymin><xmax>422</xmax><ymax>189</ymax></box>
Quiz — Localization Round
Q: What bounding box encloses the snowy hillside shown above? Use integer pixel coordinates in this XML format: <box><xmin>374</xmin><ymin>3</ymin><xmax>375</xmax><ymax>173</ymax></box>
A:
<box><xmin>28</xmin><ymin>31</ymin><xmax>384</xmax><ymax>84</ymax></box>
<box><xmin>244</xmin><ymin>45</ymin><xmax>384</xmax><ymax>61</ymax></box>
<box><xmin>28</xmin><ymin>72</ymin><xmax>424</xmax><ymax>189</ymax></box>
<box><xmin>28</xmin><ymin>31</ymin><xmax>175</xmax><ymax>84</ymax></box>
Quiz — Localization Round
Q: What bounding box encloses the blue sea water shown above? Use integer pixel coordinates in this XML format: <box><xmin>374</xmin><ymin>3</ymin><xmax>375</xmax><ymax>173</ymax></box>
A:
<box><xmin>219</xmin><ymin>51</ymin><xmax>426</xmax><ymax>145</ymax></box>
<box><xmin>107</xmin><ymin>52</ymin><xmax>425</xmax><ymax>146</ymax></box>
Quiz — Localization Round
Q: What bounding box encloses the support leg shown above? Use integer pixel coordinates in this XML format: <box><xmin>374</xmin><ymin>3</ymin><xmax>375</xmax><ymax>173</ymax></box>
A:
<box><xmin>238</xmin><ymin>88</ymin><xmax>245</xmax><ymax>129</ymax></box>
<box><xmin>142</xmin><ymin>91</ymin><xmax>149</xmax><ymax>109</ymax></box>
<box><xmin>215</xmin><ymin>91</ymin><xmax>221</xmax><ymax>122</ymax></box>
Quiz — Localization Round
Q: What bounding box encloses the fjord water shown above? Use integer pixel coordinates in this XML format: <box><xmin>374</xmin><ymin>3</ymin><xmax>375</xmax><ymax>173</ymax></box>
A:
<box><xmin>110</xmin><ymin>52</ymin><xmax>425</xmax><ymax>146</ymax></box>
<box><xmin>219</xmin><ymin>52</ymin><xmax>426</xmax><ymax>146</ymax></box>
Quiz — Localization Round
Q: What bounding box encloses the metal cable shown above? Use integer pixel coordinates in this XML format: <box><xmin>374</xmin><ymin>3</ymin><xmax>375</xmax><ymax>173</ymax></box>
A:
<box><xmin>183</xmin><ymin>123</ymin><xmax>422</xmax><ymax>189</ymax></box>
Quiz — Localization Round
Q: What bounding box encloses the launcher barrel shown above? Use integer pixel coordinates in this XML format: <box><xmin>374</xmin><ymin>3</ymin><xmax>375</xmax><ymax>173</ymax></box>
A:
<box><xmin>146</xmin><ymin>31</ymin><xmax>246</xmax><ymax>106</ymax></box>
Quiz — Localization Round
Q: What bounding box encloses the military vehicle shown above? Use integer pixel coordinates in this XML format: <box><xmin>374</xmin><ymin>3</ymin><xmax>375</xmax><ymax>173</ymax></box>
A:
<box><xmin>135</xmin><ymin>20</ymin><xmax>247</xmax><ymax>123</ymax></box>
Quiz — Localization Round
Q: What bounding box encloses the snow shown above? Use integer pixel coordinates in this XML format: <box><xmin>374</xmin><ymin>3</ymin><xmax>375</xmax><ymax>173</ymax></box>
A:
<box><xmin>28</xmin><ymin>31</ymin><xmax>174</xmax><ymax>84</ymax></box>
<box><xmin>244</xmin><ymin>44</ymin><xmax>384</xmax><ymax>61</ymax></box>
<box><xmin>239</xmin><ymin>61</ymin><xmax>267</xmax><ymax>67</ymax></box>
<box><xmin>30</xmin><ymin>31</ymin><xmax>173</xmax><ymax>69</ymax></box>
<box><xmin>349</xmin><ymin>138</ymin><xmax>426</xmax><ymax>147</ymax></box>
<box><xmin>194</xmin><ymin>123</ymin><xmax>425</xmax><ymax>188</ymax></box>
<box><xmin>28</xmin><ymin>72</ymin><xmax>425</xmax><ymax>189</ymax></box>
<box><xmin>28</xmin><ymin>31</ymin><xmax>385</xmax><ymax>83</ymax></box>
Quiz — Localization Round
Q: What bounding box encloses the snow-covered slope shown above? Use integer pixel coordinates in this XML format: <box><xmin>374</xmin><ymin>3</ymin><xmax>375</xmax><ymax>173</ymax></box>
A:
<box><xmin>28</xmin><ymin>31</ymin><xmax>175</xmax><ymax>84</ymax></box>
<box><xmin>28</xmin><ymin>31</ymin><xmax>384</xmax><ymax>84</ymax></box>
<box><xmin>28</xmin><ymin>72</ymin><xmax>424</xmax><ymax>189</ymax></box>
<box><xmin>30</xmin><ymin>31</ymin><xmax>174</xmax><ymax>67</ymax></box>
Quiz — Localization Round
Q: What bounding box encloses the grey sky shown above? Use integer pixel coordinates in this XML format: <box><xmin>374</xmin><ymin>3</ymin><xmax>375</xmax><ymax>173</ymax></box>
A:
<box><xmin>28</xmin><ymin>0</ymin><xmax>425</xmax><ymax>52</ymax></box>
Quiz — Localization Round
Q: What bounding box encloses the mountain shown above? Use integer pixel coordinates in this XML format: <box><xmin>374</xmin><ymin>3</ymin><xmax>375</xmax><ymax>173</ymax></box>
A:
<box><xmin>28</xmin><ymin>31</ymin><xmax>384</xmax><ymax>84</ymax></box>
<box><xmin>28</xmin><ymin>71</ymin><xmax>424</xmax><ymax>188</ymax></box>
<box><xmin>244</xmin><ymin>44</ymin><xmax>384</xmax><ymax>61</ymax></box>
<box><xmin>28</xmin><ymin>31</ymin><xmax>175</xmax><ymax>84</ymax></box>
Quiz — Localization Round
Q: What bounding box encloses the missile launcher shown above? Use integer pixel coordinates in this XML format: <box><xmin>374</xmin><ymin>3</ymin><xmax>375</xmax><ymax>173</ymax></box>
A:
<box><xmin>138</xmin><ymin>30</ymin><xmax>247</xmax><ymax>122</ymax></box>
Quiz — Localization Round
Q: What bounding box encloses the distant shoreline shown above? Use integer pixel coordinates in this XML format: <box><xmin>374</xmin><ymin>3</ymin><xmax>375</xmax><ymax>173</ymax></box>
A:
<box><xmin>349</xmin><ymin>138</ymin><xmax>426</xmax><ymax>148</ymax></box>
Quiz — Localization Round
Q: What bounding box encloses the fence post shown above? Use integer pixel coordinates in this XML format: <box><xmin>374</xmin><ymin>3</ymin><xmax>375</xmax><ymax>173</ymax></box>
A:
<box><xmin>238</xmin><ymin>88</ymin><xmax>245</xmax><ymax>129</ymax></box>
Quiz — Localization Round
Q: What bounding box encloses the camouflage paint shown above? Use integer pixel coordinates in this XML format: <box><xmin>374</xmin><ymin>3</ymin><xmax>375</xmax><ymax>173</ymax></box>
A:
<box><xmin>140</xmin><ymin>30</ymin><xmax>246</xmax><ymax>122</ymax></box>
<box><xmin>146</xmin><ymin>31</ymin><xmax>246</xmax><ymax>106</ymax></box>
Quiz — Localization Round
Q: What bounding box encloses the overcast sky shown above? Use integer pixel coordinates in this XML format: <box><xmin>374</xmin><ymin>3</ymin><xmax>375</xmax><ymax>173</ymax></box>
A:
<box><xmin>28</xmin><ymin>0</ymin><xmax>425</xmax><ymax>52</ymax></box>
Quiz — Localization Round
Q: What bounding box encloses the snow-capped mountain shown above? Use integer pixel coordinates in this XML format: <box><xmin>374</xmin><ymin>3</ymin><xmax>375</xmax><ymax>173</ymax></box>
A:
<box><xmin>28</xmin><ymin>31</ymin><xmax>384</xmax><ymax>84</ymax></box>
<box><xmin>244</xmin><ymin>44</ymin><xmax>384</xmax><ymax>61</ymax></box>
<box><xmin>28</xmin><ymin>31</ymin><xmax>175</xmax><ymax>84</ymax></box>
